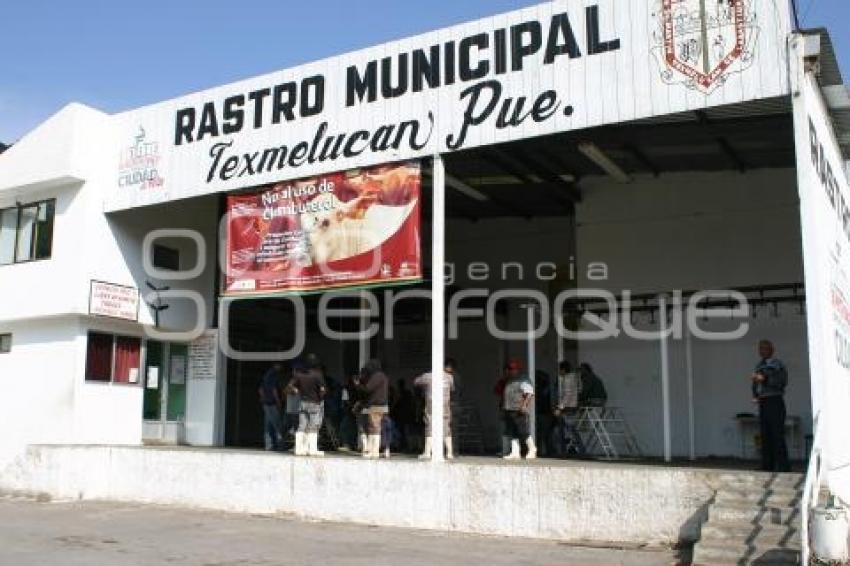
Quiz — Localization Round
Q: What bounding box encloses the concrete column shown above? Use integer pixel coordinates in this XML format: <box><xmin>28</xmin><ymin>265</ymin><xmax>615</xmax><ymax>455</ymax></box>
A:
<box><xmin>684</xmin><ymin>321</ymin><xmax>696</xmax><ymax>461</ymax></box>
<box><xmin>525</xmin><ymin>304</ymin><xmax>537</xmax><ymax>443</ymax></box>
<box><xmin>659</xmin><ymin>294</ymin><xmax>672</xmax><ymax>463</ymax></box>
<box><xmin>430</xmin><ymin>155</ymin><xmax>446</xmax><ymax>462</ymax></box>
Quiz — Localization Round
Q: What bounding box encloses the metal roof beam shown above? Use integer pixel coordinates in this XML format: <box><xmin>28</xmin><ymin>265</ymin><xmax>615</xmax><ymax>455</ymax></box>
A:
<box><xmin>511</xmin><ymin>147</ymin><xmax>582</xmax><ymax>203</ymax></box>
<box><xmin>486</xmin><ymin>148</ymin><xmax>576</xmax><ymax>211</ymax></box>
<box><xmin>622</xmin><ymin>143</ymin><xmax>661</xmax><ymax>177</ymax></box>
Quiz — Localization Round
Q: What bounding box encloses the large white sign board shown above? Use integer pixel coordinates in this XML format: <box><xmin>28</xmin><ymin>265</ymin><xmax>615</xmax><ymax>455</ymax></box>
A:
<box><xmin>107</xmin><ymin>0</ymin><xmax>791</xmax><ymax>211</ymax></box>
<box><xmin>791</xmin><ymin>38</ymin><xmax>850</xmax><ymax>501</ymax></box>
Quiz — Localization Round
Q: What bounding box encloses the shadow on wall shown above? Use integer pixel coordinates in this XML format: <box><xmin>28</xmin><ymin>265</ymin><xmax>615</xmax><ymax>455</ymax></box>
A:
<box><xmin>105</xmin><ymin>195</ymin><xmax>220</xmax><ymax>333</ymax></box>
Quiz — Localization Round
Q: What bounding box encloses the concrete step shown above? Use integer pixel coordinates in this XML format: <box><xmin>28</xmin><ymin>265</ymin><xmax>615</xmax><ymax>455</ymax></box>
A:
<box><xmin>713</xmin><ymin>486</ymin><xmax>801</xmax><ymax>507</ymax></box>
<box><xmin>709</xmin><ymin>501</ymin><xmax>801</xmax><ymax>527</ymax></box>
<box><xmin>700</xmin><ymin>521</ymin><xmax>801</xmax><ymax>548</ymax></box>
<box><xmin>713</xmin><ymin>472</ymin><xmax>804</xmax><ymax>490</ymax></box>
<box><xmin>692</xmin><ymin>542</ymin><xmax>800</xmax><ymax>565</ymax></box>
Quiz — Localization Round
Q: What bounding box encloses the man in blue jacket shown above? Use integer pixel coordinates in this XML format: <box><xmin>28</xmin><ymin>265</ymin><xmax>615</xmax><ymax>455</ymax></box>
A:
<box><xmin>751</xmin><ymin>340</ymin><xmax>790</xmax><ymax>472</ymax></box>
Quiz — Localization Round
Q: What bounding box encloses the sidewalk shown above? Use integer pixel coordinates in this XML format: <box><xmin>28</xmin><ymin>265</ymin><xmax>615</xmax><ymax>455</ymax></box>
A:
<box><xmin>0</xmin><ymin>498</ymin><xmax>683</xmax><ymax>565</ymax></box>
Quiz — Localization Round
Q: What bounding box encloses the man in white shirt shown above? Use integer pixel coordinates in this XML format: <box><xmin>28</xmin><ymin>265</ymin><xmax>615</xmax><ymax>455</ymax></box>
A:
<box><xmin>502</xmin><ymin>358</ymin><xmax>536</xmax><ymax>460</ymax></box>
<box><xmin>414</xmin><ymin>358</ymin><xmax>457</xmax><ymax>460</ymax></box>
<box><xmin>554</xmin><ymin>361</ymin><xmax>584</xmax><ymax>456</ymax></box>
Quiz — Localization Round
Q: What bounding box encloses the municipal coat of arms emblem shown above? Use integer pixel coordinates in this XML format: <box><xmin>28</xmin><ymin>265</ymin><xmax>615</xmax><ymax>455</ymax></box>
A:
<box><xmin>651</xmin><ymin>0</ymin><xmax>760</xmax><ymax>93</ymax></box>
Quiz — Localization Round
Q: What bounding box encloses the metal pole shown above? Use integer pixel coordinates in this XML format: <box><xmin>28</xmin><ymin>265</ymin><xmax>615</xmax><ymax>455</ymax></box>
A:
<box><xmin>659</xmin><ymin>294</ymin><xmax>672</xmax><ymax>463</ymax></box>
<box><xmin>526</xmin><ymin>305</ymin><xmax>537</xmax><ymax>444</ymax></box>
<box><xmin>430</xmin><ymin>155</ymin><xmax>446</xmax><ymax>462</ymax></box>
<box><xmin>684</xmin><ymin>321</ymin><xmax>696</xmax><ymax>461</ymax></box>
<box><xmin>358</xmin><ymin>291</ymin><xmax>369</xmax><ymax>371</ymax></box>
<box><xmin>556</xmin><ymin>318</ymin><xmax>565</xmax><ymax>364</ymax></box>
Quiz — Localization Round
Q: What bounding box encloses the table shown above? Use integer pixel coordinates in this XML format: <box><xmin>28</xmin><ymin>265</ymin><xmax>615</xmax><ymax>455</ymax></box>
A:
<box><xmin>735</xmin><ymin>414</ymin><xmax>804</xmax><ymax>461</ymax></box>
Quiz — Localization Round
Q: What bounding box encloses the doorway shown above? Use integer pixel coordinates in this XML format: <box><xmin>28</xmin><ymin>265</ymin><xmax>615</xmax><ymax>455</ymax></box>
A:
<box><xmin>142</xmin><ymin>341</ymin><xmax>189</xmax><ymax>444</ymax></box>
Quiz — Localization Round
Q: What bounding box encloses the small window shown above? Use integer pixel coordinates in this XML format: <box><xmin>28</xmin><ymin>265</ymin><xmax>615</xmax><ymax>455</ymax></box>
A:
<box><xmin>85</xmin><ymin>332</ymin><xmax>114</xmax><ymax>382</ymax></box>
<box><xmin>0</xmin><ymin>209</ymin><xmax>16</xmax><ymax>265</ymax></box>
<box><xmin>153</xmin><ymin>244</ymin><xmax>180</xmax><ymax>271</ymax></box>
<box><xmin>114</xmin><ymin>336</ymin><xmax>142</xmax><ymax>384</ymax></box>
<box><xmin>0</xmin><ymin>333</ymin><xmax>11</xmax><ymax>353</ymax></box>
<box><xmin>85</xmin><ymin>332</ymin><xmax>142</xmax><ymax>384</ymax></box>
<box><xmin>0</xmin><ymin>199</ymin><xmax>55</xmax><ymax>265</ymax></box>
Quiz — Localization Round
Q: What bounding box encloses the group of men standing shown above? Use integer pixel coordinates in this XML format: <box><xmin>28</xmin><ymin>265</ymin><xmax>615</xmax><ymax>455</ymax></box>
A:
<box><xmin>258</xmin><ymin>354</ymin><xmax>328</xmax><ymax>457</ymax></box>
<box><xmin>257</xmin><ymin>339</ymin><xmax>791</xmax><ymax>472</ymax></box>
<box><xmin>259</xmin><ymin>355</ymin><xmax>393</xmax><ymax>459</ymax></box>
<box><xmin>494</xmin><ymin>359</ymin><xmax>608</xmax><ymax>461</ymax></box>
<box><xmin>259</xmin><ymin>355</ymin><xmax>451</xmax><ymax>460</ymax></box>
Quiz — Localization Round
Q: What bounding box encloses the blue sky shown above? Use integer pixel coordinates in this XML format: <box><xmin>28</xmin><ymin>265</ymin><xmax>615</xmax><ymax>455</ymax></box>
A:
<box><xmin>0</xmin><ymin>0</ymin><xmax>847</xmax><ymax>143</ymax></box>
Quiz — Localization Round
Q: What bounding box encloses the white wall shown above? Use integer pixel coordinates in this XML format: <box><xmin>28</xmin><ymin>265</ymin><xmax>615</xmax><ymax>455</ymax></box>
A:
<box><xmin>0</xmin><ymin>318</ymin><xmax>79</xmax><ymax>468</ymax></box>
<box><xmin>2</xmin><ymin>445</ymin><xmax>720</xmax><ymax>545</ymax></box>
<box><xmin>575</xmin><ymin>168</ymin><xmax>811</xmax><ymax>459</ymax></box>
<box><xmin>0</xmin><ymin>315</ymin><xmax>148</xmax><ymax>468</ymax></box>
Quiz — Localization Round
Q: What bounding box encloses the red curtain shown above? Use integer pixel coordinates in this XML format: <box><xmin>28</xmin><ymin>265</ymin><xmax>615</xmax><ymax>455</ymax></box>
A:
<box><xmin>114</xmin><ymin>336</ymin><xmax>141</xmax><ymax>384</ymax></box>
<box><xmin>85</xmin><ymin>333</ymin><xmax>113</xmax><ymax>382</ymax></box>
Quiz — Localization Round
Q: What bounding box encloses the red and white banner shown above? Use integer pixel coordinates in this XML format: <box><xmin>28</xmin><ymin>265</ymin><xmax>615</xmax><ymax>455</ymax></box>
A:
<box><xmin>225</xmin><ymin>161</ymin><xmax>421</xmax><ymax>295</ymax></box>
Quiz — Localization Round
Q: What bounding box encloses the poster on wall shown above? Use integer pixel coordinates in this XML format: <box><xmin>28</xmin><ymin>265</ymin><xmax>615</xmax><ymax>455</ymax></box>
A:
<box><xmin>189</xmin><ymin>331</ymin><xmax>218</xmax><ymax>380</ymax></box>
<box><xmin>791</xmin><ymin>42</ymin><xmax>850</xmax><ymax>500</ymax></box>
<box><xmin>89</xmin><ymin>280</ymin><xmax>139</xmax><ymax>321</ymax></box>
<box><xmin>224</xmin><ymin>161</ymin><xmax>422</xmax><ymax>295</ymax></box>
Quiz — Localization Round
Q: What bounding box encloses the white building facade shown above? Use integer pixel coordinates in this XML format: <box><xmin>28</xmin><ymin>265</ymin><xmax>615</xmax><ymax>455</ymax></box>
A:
<box><xmin>0</xmin><ymin>0</ymin><xmax>849</xmax><ymax>531</ymax></box>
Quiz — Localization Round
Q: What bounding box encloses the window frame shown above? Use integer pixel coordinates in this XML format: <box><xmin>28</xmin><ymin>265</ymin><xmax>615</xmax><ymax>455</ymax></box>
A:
<box><xmin>0</xmin><ymin>333</ymin><xmax>11</xmax><ymax>354</ymax></box>
<box><xmin>0</xmin><ymin>198</ymin><xmax>56</xmax><ymax>266</ymax></box>
<box><xmin>84</xmin><ymin>331</ymin><xmax>143</xmax><ymax>385</ymax></box>
<box><xmin>152</xmin><ymin>243</ymin><xmax>180</xmax><ymax>271</ymax></box>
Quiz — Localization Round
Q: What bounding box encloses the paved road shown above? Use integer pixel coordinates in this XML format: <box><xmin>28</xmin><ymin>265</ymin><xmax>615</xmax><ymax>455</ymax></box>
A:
<box><xmin>0</xmin><ymin>498</ymin><xmax>682</xmax><ymax>565</ymax></box>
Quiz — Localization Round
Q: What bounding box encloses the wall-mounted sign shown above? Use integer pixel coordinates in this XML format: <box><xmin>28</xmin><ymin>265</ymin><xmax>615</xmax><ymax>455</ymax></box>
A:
<box><xmin>225</xmin><ymin>161</ymin><xmax>421</xmax><ymax>294</ymax></box>
<box><xmin>106</xmin><ymin>0</ymin><xmax>791</xmax><ymax>212</ymax></box>
<box><xmin>189</xmin><ymin>330</ymin><xmax>218</xmax><ymax>380</ymax></box>
<box><xmin>89</xmin><ymin>280</ymin><xmax>139</xmax><ymax>321</ymax></box>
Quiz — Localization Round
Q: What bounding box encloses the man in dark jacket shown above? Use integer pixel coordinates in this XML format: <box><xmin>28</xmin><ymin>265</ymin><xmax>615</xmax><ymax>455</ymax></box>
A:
<box><xmin>578</xmin><ymin>363</ymin><xmax>607</xmax><ymax>407</ymax></box>
<box><xmin>258</xmin><ymin>363</ymin><xmax>284</xmax><ymax>451</ymax></box>
<box><xmin>751</xmin><ymin>340</ymin><xmax>790</xmax><ymax>472</ymax></box>
<box><xmin>355</xmin><ymin>359</ymin><xmax>389</xmax><ymax>459</ymax></box>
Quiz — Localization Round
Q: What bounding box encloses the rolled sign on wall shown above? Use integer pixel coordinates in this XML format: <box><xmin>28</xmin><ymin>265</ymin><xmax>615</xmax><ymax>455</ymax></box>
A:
<box><xmin>224</xmin><ymin>160</ymin><xmax>422</xmax><ymax>295</ymax></box>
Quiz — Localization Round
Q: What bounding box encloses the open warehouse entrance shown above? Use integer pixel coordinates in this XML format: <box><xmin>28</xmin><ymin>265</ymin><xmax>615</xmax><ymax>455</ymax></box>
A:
<box><xmin>221</xmin><ymin>94</ymin><xmax>811</xmax><ymax>464</ymax></box>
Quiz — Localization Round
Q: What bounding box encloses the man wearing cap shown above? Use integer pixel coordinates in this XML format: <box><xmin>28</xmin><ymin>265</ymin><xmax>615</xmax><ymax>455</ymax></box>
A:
<box><xmin>502</xmin><ymin>358</ymin><xmax>537</xmax><ymax>460</ymax></box>
<box><xmin>751</xmin><ymin>339</ymin><xmax>790</xmax><ymax>472</ymax></box>
<box><xmin>288</xmin><ymin>354</ymin><xmax>327</xmax><ymax>457</ymax></box>
<box><xmin>414</xmin><ymin>357</ymin><xmax>457</xmax><ymax>460</ymax></box>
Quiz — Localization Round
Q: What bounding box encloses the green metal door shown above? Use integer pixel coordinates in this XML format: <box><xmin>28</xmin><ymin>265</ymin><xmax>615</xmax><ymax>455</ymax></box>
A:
<box><xmin>143</xmin><ymin>341</ymin><xmax>163</xmax><ymax>420</ymax></box>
